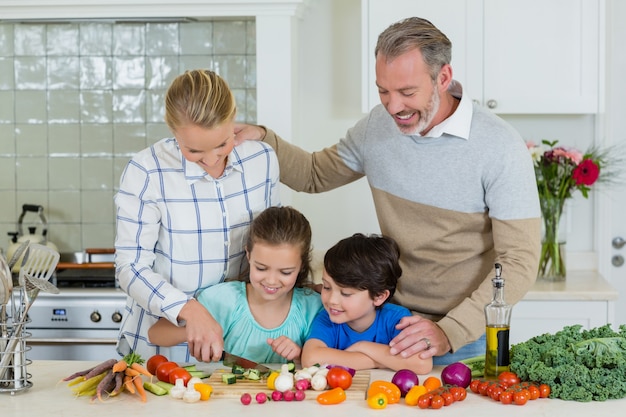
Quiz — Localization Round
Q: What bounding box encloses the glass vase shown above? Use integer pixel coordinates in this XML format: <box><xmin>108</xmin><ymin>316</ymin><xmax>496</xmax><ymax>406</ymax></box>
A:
<box><xmin>538</xmin><ymin>196</ymin><xmax>566</xmax><ymax>281</ymax></box>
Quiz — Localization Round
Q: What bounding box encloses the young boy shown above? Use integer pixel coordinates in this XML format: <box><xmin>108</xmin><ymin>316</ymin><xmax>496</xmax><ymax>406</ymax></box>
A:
<box><xmin>301</xmin><ymin>233</ymin><xmax>433</xmax><ymax>374</ymax></box>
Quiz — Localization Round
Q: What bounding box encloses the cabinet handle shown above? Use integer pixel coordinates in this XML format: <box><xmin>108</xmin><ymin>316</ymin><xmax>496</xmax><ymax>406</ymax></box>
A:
<box><xmin>487</xmin><ymin>99</ymin><xmax>498</xmax><ymax>109</ymax></box>
<box><xmin>613</xmin><ymin>236</ymin><xmax>625</xmax><ymax>249</ymax></box>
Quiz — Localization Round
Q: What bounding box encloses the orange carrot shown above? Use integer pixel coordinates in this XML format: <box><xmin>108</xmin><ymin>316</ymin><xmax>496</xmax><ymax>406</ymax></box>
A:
<box><xmin>112</xmin><ymin>359</ymin><xmax>128</xmax><ymax>373</ymax></box>
<box><xmin>124</xmin><ymin>375</ymin><xmax>136</xmax><ymax>394</ymax></box>
<box><xmin>133</xmin><ymin>376</ymin><xmax>147</xmax><ymax>402</ymax></box>
<box><xmin>130</xmin><ymin>362</ymin><xmax>153</xmax><ymax>378</ymax></box>
<box><xmin>125</xmin><ymin>368</ymin><xmax>141</xmax><ymax>377</ymax></box>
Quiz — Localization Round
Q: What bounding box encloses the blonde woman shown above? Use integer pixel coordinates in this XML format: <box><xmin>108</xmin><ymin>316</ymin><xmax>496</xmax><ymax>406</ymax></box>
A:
<box><xmin>115</xmin><ymin>70</ymin><xmax>280</xmax><ymax>364</ymax></box>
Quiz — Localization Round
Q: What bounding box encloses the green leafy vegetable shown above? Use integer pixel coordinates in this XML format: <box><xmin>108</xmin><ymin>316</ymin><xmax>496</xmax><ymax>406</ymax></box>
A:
<box><xmin>510</xmin><ymin>324</ymin><xmax>626</xmax><ymax>402</ymax></box>
<box><xmin>459</xmin><ymin>355</ymin><xmax>485</xmax><ymax>378</ymax></box>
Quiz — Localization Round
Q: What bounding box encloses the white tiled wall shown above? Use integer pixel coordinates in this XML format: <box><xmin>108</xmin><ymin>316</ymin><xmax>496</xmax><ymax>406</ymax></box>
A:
<box><xmin>0</xmin><ymin>19</ymin><xmax>256</xmax><ymax>253</ymax></box>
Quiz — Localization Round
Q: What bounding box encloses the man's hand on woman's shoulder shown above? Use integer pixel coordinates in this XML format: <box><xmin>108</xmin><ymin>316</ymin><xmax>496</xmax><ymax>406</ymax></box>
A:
<box><xmin>234</xmin><ymin>123</ymin><xmax>266</xmax><ymax>145</ymax></box>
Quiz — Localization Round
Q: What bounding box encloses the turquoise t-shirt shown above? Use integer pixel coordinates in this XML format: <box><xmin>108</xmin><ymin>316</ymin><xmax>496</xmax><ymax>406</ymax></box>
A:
<box><xmin>196</xmin><ymin>281</ymin><xmax>323</xmax><ymax>363</ymax></box>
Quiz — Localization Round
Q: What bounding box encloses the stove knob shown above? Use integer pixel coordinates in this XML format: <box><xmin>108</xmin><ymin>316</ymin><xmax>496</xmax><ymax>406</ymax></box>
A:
<box><xmin>90</xmin><ymin>311</ymin><xmax>101</xmax><ymax>323</ymax></box>
<box><xmin>112</xmin><ymin>311</ymin><xmax>123</xmax><ymax>323</ymax></box>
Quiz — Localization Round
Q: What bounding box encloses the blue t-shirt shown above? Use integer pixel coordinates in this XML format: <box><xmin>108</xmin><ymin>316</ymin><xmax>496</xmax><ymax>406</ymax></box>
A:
<box><xmin>307</xmin><ymin>303</ymin><xmax>412</xmax><ymax>349</ymax></box>
<box><xmin>196</xmin><ymin>281</ymin><xmax>322</xmax><ymax>363</ymax></box>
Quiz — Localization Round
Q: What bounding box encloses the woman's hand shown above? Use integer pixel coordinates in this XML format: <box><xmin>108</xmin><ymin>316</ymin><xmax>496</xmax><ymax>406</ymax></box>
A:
<box><xmin>267</xmin><ymin>336</ymin><xmax>301</xmax><ymax>362</ymax></box>
<box><xmin>179</xmin><ymin>299</ymin><xmax>224</xmax><ymax>362</ymax></box>
<box><xmin>389</xmin><ymin>316</ymin><xmax>450</xmax><ymax>359</ymax></box>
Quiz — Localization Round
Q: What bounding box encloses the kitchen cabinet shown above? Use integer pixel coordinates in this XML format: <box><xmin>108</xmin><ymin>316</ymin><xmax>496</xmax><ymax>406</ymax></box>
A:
<box><xmin>510</xmin><ymin>271</ymin><xmax>617</xmax><ymax>345</ymax></box>
<box><xmin>362</xmin><ymin>0</ymin><xmax>601</xmax><ymax>114</ymax></box>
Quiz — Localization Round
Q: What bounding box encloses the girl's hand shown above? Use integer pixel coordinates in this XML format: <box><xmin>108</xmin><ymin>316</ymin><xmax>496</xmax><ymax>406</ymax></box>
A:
<box><xmin>267</xmin><ymin>336</ymin><xmax>301</xmax><ymax>361</ymax></box>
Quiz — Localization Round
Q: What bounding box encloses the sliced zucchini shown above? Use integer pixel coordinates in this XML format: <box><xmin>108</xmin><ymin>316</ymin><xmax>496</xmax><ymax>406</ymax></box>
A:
<box><xmin>246</xmin><ymin>369</ymin><xmax>261</xmax><ymax>380</ymax></box>
<box><xmin>232</xmin><ymin>364</ymin><xmax>246</xmax><ymax>375</ymax></box>
<box><xmin>221</xmin><ymin>372</ymin><xmax>237</xmax><ymax>384</ymax></box>
<box><xmin>144</xmin><ymin>381</ymin><xmax>169</xmax><ymax>396</ymax></box>
<box><xmin>155</xmin><ymin>380</ymin><xmax>174</xmax><ymax>393</ymax></box>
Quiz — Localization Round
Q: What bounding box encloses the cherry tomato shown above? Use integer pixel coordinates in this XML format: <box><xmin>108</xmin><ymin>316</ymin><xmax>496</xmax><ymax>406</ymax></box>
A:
<box><xmin>441</xmin><ymin>391</ymin><xmax>455</xmax><ymax>406</ymax></box>
<box><xmin>449</xmin><ymin>386</ymin><xmax>467</xmax><ymax>402</ymax></box>
<box><xmin>497</xmin><ymin>371</ymin><xmax>521</xmax><ymax>388</ymax></box>
<box><xmin>469</xmin><ymin>379</ymin><xmax>481</xmax><ymax>393</ymax></box>
<box><xmin>155</xmin><ymin>361</ymin><xmax>179</xmax><ymax>383</ymax></box>
<box><xmin>538</xmin><ymin>383</ymin><xmax>551</xmax><ymax>398</ymax></box>
<box><xmin>513</xmin><ymin>389</ymin><xmax>529</xmax><ymax>405</ymax></box>
<box><xmin>168</xmin><ymin>366</ymin><xmax>193</xmax><ymax>386</ymax></box>
<box><xmin>146</xmin><ymin>354</ymin><xmax>168</xmax><ymax>375</ymax></box>
<box><xmin>478</xmin><ymin>380</ymin><xmax>491</xmax><ymax>396</ymax></box>
<box><xmin>417</xmin><ymin>393</ymin><xmax>432</xmax><ymax>409</ymax></box>
<box><xmin>489</xmin><ymin>385</ymin><xmax>504</xmax><ymax>401</ymax></box>
<box><xmin>326</xmin><ymin>367</ymin><xmax>353</xmax><ymax>390</ymax></box>
<box><xmin>430</xmin><ymin>394</ymin><xmax>444</xmax><ymax>409</ymax></box>
<box><xmin>499</xmin><ymin>390</ymin><xmax>513</xmax><ymax>405</ymax></box>
<box><xmin>528</xmin><ymin>384</ymin><xmax>540</xmax><ymax>400</ymax></box>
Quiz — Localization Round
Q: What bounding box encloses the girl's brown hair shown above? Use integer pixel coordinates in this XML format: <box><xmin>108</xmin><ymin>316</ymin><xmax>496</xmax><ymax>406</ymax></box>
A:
<box><xmin>246</xmin><ymin>206</ymin><xmax>313</xmax><ymax>287</ymax></box>
<box><xmin>164</xmin><ymin>69</ymin><xmax>237</xmax><ymax>131</ymax></box>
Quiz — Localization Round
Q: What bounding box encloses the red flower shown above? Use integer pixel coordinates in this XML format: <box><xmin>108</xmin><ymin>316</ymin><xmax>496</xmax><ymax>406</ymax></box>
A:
<box><xmin>572</xmin><ymin>159</ymin><xmax>600</xmax><ymax>186</ymax></box>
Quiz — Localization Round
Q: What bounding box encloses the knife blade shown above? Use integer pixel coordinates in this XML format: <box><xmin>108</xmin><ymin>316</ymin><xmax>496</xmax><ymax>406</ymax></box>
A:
<box><xmin>221</xmin><ymin>351</ymin><xmax>273</xmax><ymax>374</ymax></box>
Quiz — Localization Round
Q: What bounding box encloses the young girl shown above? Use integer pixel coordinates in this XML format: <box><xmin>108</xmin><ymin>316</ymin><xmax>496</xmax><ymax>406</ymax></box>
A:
<box><xmin>148</xmin><ymin>206</ymin><xmax>323</xmax><ymax>364</ymax></box>
<box><xmin>301</xmin><ymin>233</ymin><xmax>432</xmax><ymax>374</ymax></box>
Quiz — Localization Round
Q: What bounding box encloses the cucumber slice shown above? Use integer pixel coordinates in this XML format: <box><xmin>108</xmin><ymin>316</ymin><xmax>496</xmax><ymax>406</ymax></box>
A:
<box><xmin>246</xmin><ymin>369</ymin><xmax>261</xmax><ymax>380</ymax></box>
<box><xmin>144</xmin><ymin>381</ymin><xmax>169</xmax><ymax>396</ymax></box>
<box><xmin>155</xmin><ymin>381</ymin><xmax>174</xmax><ymax>393</ymax></box>
<box><xmin>221</xmin><ymin>373</ymin><xmax>237</xmax><ymax>384</ymax></box>
<box><xmin>232</xmin><ymin>364</ymin><xmax>246</xmax><ymax>375</ymax></box>
<box><xmin>188</xmin><ymin>370</ymin><xmax>211</xmax><ymax>379</ymax></box>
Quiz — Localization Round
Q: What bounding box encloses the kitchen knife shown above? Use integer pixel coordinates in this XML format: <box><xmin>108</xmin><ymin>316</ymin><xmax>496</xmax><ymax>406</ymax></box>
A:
<box><xmin>221</xmin><ymin>351</ymin><xmax>273</xmax><ymax>374</ymax></box>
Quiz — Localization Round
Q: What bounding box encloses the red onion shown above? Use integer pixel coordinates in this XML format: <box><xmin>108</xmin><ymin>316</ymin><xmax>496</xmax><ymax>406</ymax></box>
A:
<box><xmin>391</xmin><ymin>369</ymin><xmax>419</xmax><ymax>397</ymax></box>
<box><xmin>326</xmin><ymin>364</ymin><xmax>356</xmax><ymax>377</ymax></box>
<box><xmin>440</xmin><ymin>362</ymin><xmax>472</xmax><ymax>388</ymax></box>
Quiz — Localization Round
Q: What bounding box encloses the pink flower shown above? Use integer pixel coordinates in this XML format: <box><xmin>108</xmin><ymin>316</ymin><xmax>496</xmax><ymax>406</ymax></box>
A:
<box><xmin>550</xmin><ymin>147</ymin><xmax>583</xmax><ymax>164</ymax></box>
<box><xmin>572</xmin><ymin>159</ymin><xmax>600</xmax><ymax>186</ymax></box>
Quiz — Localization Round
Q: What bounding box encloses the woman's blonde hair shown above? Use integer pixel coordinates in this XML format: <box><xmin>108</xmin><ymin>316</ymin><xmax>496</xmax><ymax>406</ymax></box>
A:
<box><xmin>164</xmin><ymin>69</ymin><xmax>237</xmax><ymax>131</ymax></box>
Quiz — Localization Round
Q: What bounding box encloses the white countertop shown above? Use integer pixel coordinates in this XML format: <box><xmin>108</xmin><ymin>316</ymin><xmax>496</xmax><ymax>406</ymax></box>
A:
<box><xmin>2</xmin><ymin>360</ymin><xmax>624</xmax><ymax>416</ymax></box>
<box><xmin>523</xmin><ymin>270</ymin><xmax>618</xmax><ymax>301</ymax></box>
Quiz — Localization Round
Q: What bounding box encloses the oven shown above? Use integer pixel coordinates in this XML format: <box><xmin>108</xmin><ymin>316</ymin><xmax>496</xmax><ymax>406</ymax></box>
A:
<box><xmin>24</xmin><ymin>249</ymin><xmax>127</xmax><ymax>361</ymax></box>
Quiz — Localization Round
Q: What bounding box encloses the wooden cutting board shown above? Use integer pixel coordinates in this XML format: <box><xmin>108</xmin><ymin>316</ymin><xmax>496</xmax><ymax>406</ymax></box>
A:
<box><xmin>206</xmin><ymin>368</ymin><xmax>371</xmax><ymax>400</ymax></box>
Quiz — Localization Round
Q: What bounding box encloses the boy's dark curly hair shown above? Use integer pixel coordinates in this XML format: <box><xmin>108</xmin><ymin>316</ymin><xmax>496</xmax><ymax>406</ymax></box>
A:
<box><xmin>323</xmin><ymin>233</ymin><xmax>402</xmax><ymax>302</ymax></box>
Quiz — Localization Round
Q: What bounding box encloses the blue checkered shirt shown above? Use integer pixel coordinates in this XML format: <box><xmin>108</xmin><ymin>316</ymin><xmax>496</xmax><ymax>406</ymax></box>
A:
<box><xmin>114</xmin><ymin>137</ymin><xmax>280</xmax><ymax>361</ymax></box>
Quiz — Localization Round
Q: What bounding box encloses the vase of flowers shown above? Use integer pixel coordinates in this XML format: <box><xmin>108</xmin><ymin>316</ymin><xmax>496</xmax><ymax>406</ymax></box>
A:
<box><xmin>527</xmin><ymin>140</ymin><xmax>615</xmax><ymax>281</ymax></box>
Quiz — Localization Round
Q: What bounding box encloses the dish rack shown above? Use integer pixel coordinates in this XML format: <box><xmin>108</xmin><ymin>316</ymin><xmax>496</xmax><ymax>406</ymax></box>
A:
<box><xmin>0</xmin><ymin>285</ymin><xmax>33</xmax><ymax>394</ymax></box>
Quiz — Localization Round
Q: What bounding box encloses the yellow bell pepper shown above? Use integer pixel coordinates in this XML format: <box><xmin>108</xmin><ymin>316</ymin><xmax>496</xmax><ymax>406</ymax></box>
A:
<box><xmin>367</xmin><ymin>392</ymin><xmax>388</xmax><ymax>409</ymax></box>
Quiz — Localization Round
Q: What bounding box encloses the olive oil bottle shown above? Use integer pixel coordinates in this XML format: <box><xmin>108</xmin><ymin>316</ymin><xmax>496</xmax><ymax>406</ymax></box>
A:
<box><xmin>484</xmin><ymin>263</ymin><xmax>512</xmax><ymax>379</ymax></box>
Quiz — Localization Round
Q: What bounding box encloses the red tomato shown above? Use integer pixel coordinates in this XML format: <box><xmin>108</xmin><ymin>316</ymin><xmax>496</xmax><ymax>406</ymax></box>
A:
<box><xmin>326</xmin><ymin>367</ymin><xmax>353</xmax><ymax>390</ymax></box>
<box><xmin>155</xmin><ymin>361</ymin><xmax>179</xmax><ymax>383</ymax></box>
<box><xmin>469</xmin><ymin>379</ymin><xmax>481</xmax><ymax>393</ymax></box>
<box><xmin>417</xmin><ymin>393</ymin><xmax>433</xmax><ymax>409</ymax></box>
<box><xmin>497</xmin><ymin>371</ymin><xmax>521</xmax><ymax>388</ymax></box>
<box><xmin>441</xmin><ymin>391</ymin><xmax>455</xmax><ymax>406</ymax></box>
<box><xmin>527</xmin><ymin>385</ymin><xmax>540</xmax><ymax>400</ymax></box>
<box><xmin>430</xmin><ymin>394</ymin><xmax>444</xmax><ymax>409</ymax></box>
<box><xmin>168</xmin><ymin>366</ymin><xmax>192</xmax><ymax>386</ymax></box>
<box><xmin>538</xmin><ymin>383</ymin><xmax>551</xmax><ymax>398</ymax></box>
<box><xmin>499</xmin><ymin>390</ymin><xmax>513</xmax><ymax>405</ymax></box>
<box><xmin>513</xmin><ymin>389</ymin><xmax>529</xmax><ymax>406</ymax></box>
<box><xmin>146</xmin><ymin>354</ymin><xmax>169</xmax><ymax>375</ymax></box>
